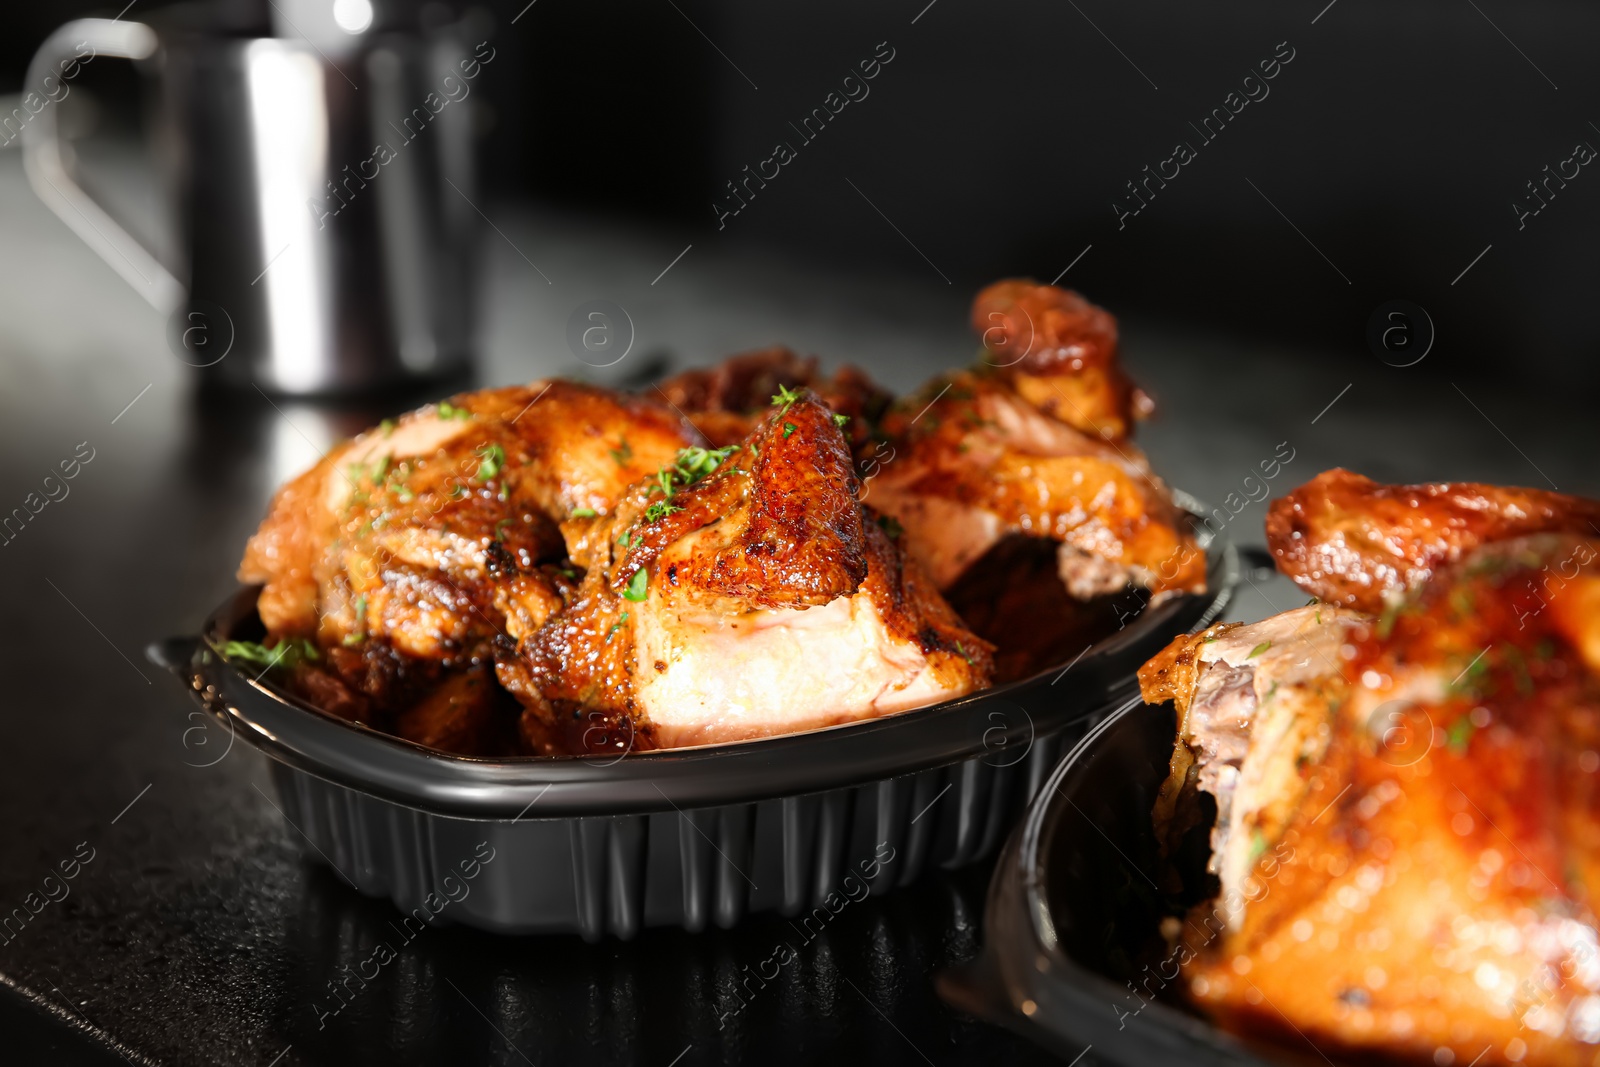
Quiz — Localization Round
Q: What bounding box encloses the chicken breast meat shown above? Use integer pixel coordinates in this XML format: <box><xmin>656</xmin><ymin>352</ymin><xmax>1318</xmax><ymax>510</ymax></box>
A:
<box><xmin>496</xmin><ymin>388</ymin><xmax>993</xmax><ymax>751</ymax></box>
<box><xmin>1142</xmin><ymin>471</ymin><xmax>1600</xmax><ymax>1067</ymax></box>
<box><xmin>1139</xmin><ymin>603</ymin><xmax>1369</xmax><ymax>929</ymax></box>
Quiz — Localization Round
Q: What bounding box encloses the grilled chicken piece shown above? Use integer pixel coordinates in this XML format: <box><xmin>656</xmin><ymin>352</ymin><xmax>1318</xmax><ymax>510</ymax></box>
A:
<box><xmin>237</xmin><ymin>381</ymin><xmax>691</xmax><ymax>714</ymax></box>
<box><xmin>654</xmin><ymin>347</ymin><xmax>892</xmax><ymax>453</ymax></box>
<box><xmin>1147</xmin><ymin>469</ymin><xmax>1600</xmax><ymax>1065</ymax></box>
<box><xmin>1267</xmin><ymin>468</ymin><xmax>1600</xmax><ymax>614</ymax></box>
<box><xmin>498</xmin><ymin>390</ymin><xmax>992</xmax><ymax>750</ymax></box>
<box><xmin>1171</xmin><ymin>535</ymin><xmax>1600</xmax><ymax>1066</ymax></box>
<box><xmin>969</xmin><ymin>278</ymin><xmax>1153</xmax><ymax>441</ymax></box>
<box><xmin>866</xmin><ymin>368</ymin><xmax>1204</xmax><ymax>597</ymax></box>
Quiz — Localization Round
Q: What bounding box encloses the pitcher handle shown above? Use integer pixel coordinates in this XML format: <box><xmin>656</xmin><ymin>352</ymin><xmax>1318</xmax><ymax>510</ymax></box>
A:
<box><xmin>21</xmin><ymin>18</ymin><xmax>184</xmax><ymax>311</ymax></box>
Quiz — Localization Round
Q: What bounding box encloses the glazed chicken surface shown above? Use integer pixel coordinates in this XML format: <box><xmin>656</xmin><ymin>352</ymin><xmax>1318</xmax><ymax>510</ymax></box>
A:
<box><xmin>864</xmin><ymin>281</ymin><xmax>1203</xmax><ymax>599</ymax></box>
<box><xmin>968</xmin><ymin>278</ymin><xmax>1152</xmax><ymax>441</ymax></box>
<box><xmin>497</xmin><ymin>389</ymin><xmax>991</xmax><ymax>750</ymax></box>
<box><xmin>1267</xmin><ymin>467</ymin><xmax>1600</xmax><ymax>614</ymax></box>
<box><xmin>1141</xmin><ymin>471</ymin><xmax>1600</xmax><ymax>1066</ymax></box>
<box><xmin>235</xmin><ymin>381</ymin><xmax>689</xmax><ymax>740</ymax></box>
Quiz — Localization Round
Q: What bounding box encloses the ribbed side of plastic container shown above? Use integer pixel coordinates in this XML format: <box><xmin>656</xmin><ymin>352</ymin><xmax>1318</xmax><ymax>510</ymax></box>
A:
<box><xmin>269</xmin><ymin>720</ymin><xmax>1087</xmax><ymax>941</ymax></box>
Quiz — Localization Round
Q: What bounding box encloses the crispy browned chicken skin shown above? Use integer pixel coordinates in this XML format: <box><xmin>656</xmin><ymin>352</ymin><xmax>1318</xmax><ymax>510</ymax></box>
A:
<box><xmin>868</xmin><ymin>368</ymin><xmax>1202</xmax><ymax>597</ymax></box>
<box><xmin>237</xmin><ymin>380</ymin><xmax>692</xmax><ymax>727</ymax></box>
<box><xmin>1266</xmin><ymin>467</ymin><xmax>1600</xmax><ymax>614</ymax></box>
<box><xmin>1143</xmin><ymin>471</ymin><xmax>1600</xmax><ymax>1066</ymax></box>
<box><xmin>864</xmin><ymin>281</ymin><xmax>1200</xmax><ymax>599</ymax></box>
<box><xmin>970</xmin><ymin>278</ymin><xmax>1153</xmax><ymax>441</ymax></box>
<box><xmin>498</xmin><ymin>390</ymin><xmax>992</xmax><ymax>751</ymax></box>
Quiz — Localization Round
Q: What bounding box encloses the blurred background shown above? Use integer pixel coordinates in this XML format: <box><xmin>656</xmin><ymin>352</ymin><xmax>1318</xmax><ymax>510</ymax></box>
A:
<box><xmin>6</xmin><ymin>0</ymin><xmax>1599</xmax><ymax>385</ymax></box>
<box><xmin>5</xmin><ymin>0</ymin><xmax>1600</xmax><ymax>385</ymax></box>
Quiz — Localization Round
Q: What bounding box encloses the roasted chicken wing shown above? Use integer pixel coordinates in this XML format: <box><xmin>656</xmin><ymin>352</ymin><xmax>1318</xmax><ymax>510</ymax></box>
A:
<box><xmin>969</xmin><ymin>278</ymin><xmax>1152</xmax><ymax>441</ymax></box>
<box><xmin>1144</xmin><ymin>471</ymin><xmax>1600</xmax><ymax>1067</ymax></box>
<box><xmin>866</xmin><ymin>281</ymin><xmax>1202</xmax><ymax>602</ymax></box>
<box><xmin>866</xmin><ymin>368</ymin><xmax>1203</xmax><ymax>598</ymax></box>
<box><xmin>497</xmin><ymin>389</ymin><xmax>993</xmax><ymax>751</ymax></box>
<box><xmin>1267</xmin><ymin>468</ymin><xmax>1600</xmax><ymax>614</ymax></box>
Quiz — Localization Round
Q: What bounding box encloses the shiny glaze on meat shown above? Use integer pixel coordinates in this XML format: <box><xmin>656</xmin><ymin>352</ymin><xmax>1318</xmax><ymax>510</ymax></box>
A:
<box><xmin>1267</xmin><ymin>468</ymin><xmax>1600</xmax><ymax>614</ymax></box>
<box><xmin>500</xmin><ymin>391</ymin><xmax>993</xmax><ymax>750</ymax></box>
<box><xmin>238</xmin><ymin>381</ymin><xmax>690</xmax><ymax>712</ymax></box>
<box><xmin>970</xmin><ymin>279</ymin><xmax>1153</xmax><ymax>441</ymax></box>
<box><xmin>867</xmin><ymin>368</ymin><xmax>1203</xmax><ymax>596</ymax></box>
<box><xmin>1180</xmin><ymin>536</ymin><xmax>1600</xmax><ymax>1065</ymax></box>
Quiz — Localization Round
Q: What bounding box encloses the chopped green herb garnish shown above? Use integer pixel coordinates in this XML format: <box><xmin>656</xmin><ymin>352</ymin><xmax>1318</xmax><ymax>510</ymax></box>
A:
<box><xmin>1248</xmin><ymin>831</ymin><xmax>1268</xmax><ymax>865</ymax></box>
<box><xmin>395</xmin><ymin>486</ymin><xmax>415</xmax><ymax>503</ymax></box>
<box><xmin>475</xmin><ymin>442</ymin><xmax>505</xmax><ymax>482</ymax></box>
<box><xmin>609</xmin><ymin>438</ymin><xmax>633</xmax><ymax>466</ymax></box>
<box><xmin>671</xmin><ymin>445</ymin><xmax>737</xmax><ymax>486</ymax></box>
<box><xmin>771</xmin><ymin>383</ymin><xmax>803</xmax><ymax>412</ymax></box>
<box><xmin>1447</xmin><ymin>716</ymin><xmax>1475</xmax><ymax>754</ymax></box>
<box><xmin>622</xmin><ymin>568</ymin><xmax>650</xmax><ymax>602</ymax></box>
<box><xmin>1305</xmin><ymin>596</ymin><xmax>1320</xmax><ymax>607</ymax></box>
<box><xmin>1248</xmin><ymin>641</ymin><xmax>1272</xmax><ymax>659</ymax></box>
<box><xmin>450</xmin><ymin>484</ymin><xmax>467</xmax><ymax>499</ymax></box>
<box><xmin>955</xmin><ymin>641</ymin><xmax>974</xmax><ymax>666</ymax></box>
<box><xmin>832</xmin><ymin>413</ymin><xmax>850</xmax><ymax>427</ymax></box>
<box><xmin>222</xmin><ymin>637</ymin><xmax>319</xmax><ymax>673</ymax></box>
<box><xmin>370</xmin><ymin>455</ymin><xmax>391</xmax><ymax>484</ymax></box>
<box><xmin>783</xmin><ymin>422</ymin><xmax>797</xmax><ymax>439</ymax></box>
<box><xmin>876</xmin><ymin>514</ymin><xmax>903</xmax><ymax>540</ymax></box>
<box><xmin>378</xmin><ymin>418</ymin><xmax>396</xmax><ymax>437</ymax></box>
<box><xmin>643</xmin><ymin>500</ymin><xmax>682</xmax><ymax>524</ymax></box>
<box><xmin>1376</xmin><ymin>600</ymin><xmax>1403</xmax><ymax>639</ymax></box>
<box><xmin>1447</xmin><ymin>651</ymin><xmax>1492</xmax><ymax>696</ymax></box>
<box><xmin>570</xmin><ymin>507</ymin><xmax>597</xmax><ymax>518</ymax></box>
<box><xmin>637</xmin><ymin>446</ymin><xmax>737</xmax><ymax>527</ymax></box>
<box><xmin>437</xmin><ymin>401</ymin><xmax>472</xmax><ymax>420</ymax></box>
<box><xmin>494</xmin><ymin>518</ymin><xmax>513</xmax><ymax>541</ymax></box>
<box><xmin>606</xmin><ymin>612</ymin><xmax>630</xmax><ymax>643</ymax></box>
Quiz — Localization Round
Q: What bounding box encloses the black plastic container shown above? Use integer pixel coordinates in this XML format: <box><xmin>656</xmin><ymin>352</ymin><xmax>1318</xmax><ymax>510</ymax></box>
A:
<box><xmin>152</xmin><ymin>521</ymin><xmax>1237</xmax><ymax>942</ymax></box>
<box><xmin>940</xmin><ymin>694</ymin><xmax>1340</xmax><ymax>1067</ymax></box>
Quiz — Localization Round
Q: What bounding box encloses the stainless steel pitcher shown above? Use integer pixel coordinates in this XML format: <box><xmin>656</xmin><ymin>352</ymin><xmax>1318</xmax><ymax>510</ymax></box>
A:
<box><xmin>21</xmin><ymin>6</ymin><xmax>484</xmax><ymax>393</ymax></box>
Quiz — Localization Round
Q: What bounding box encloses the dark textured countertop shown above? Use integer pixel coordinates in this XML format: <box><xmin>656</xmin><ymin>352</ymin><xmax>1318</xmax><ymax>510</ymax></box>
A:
<box><xmin>0</xmin><ymin>143</ymin><xmax>1594</xmax><ymax>1066</ymax></box>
